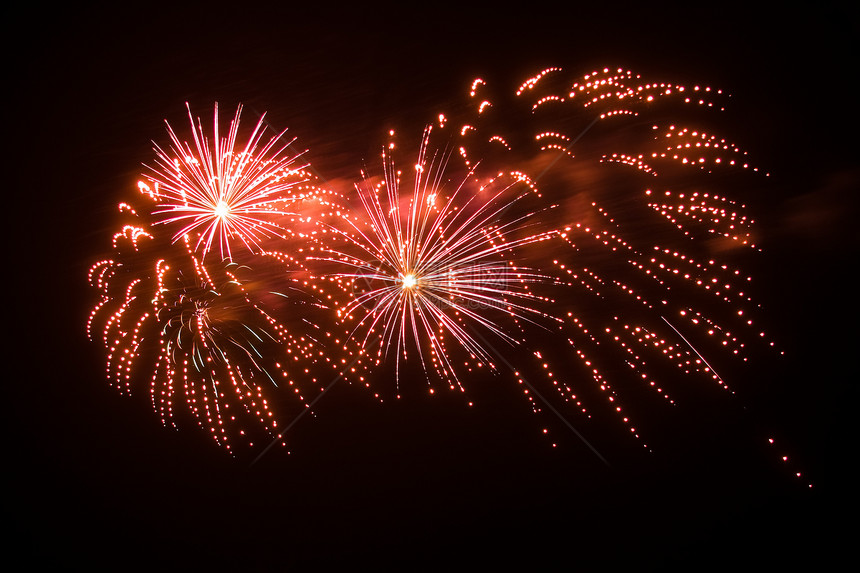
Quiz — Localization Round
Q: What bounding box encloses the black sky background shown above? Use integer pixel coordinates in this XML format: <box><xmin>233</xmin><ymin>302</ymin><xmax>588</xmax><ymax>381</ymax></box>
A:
<box><xmin>11</xmin><ymin>4</ymin><xmax>857</xmax><ymax>569</ymax></box>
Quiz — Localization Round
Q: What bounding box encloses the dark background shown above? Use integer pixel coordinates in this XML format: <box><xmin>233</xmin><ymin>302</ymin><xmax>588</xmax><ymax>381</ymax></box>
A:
<box><xmin>11</xmin><ymin>4</ymin><xmax>857</xmax><ymax>569</ymax></box>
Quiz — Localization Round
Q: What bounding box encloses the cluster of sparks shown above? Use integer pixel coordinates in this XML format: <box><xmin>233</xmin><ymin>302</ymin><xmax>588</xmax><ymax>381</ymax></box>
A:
<box><xmin>86</xmin><ymin>67</ymin><xmax>807</xmax><ymax>484</ymax></box>
<box><xmin>420</xmin><ymin>67</ymin><xmax>785</xmax><ymax>454</ymax></box>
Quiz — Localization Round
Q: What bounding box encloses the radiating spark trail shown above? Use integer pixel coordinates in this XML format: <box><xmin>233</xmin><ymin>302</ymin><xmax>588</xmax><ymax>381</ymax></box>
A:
<box><xmin>661</xmin><ymin>315</ymin><xmax>726</xmax><ymax>389</ymax></box>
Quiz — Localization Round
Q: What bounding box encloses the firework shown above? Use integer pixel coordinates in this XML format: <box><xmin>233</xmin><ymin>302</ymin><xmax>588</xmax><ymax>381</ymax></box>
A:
<box><xmin>89</xmin><ymin>225</ymin><xmax>320</xmax><ymax>452</ymax></box>
<box><xmin>142</xmin><ymin>103</ymin><xmax>315</xmax><ymax>260</ymax></box>
<box><xmin>87</xmin><ymin>105</ymin><xmax>336</xmax><ymax>452</ymax></box>
<box><xmin>86</xmin><ymin>72</ymin><xmax>802</xmax><ymax>477</ymax></box>
<box><xmin>403</xmin><ymin>67</ymin><xmax>787</xmax><ymax>453</ymax></box>
<box><xmin>297</xmin><ymin>67</ymin><xmax>785</xmax><ymax>460</ymax></box>
<box><xmin>312</xmin><ymin>127</ymin><xmax>559</xmax><ymax>392</ymax></box>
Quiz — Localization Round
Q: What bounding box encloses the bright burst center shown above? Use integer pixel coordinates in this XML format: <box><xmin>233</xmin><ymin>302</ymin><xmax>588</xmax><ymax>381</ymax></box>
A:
<box><xmin>401</xmin><ymin>273</ymin><xmax>417</xmax><ymax>289</ymax></box>
<box><xmin>214</xmin><ymin>200</ymin><xmax>230</xmax><ymax>220</ymax></box>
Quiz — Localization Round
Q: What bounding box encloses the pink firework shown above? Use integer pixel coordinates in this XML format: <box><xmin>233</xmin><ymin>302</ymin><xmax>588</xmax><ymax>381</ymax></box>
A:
<box><xmin>143</xmin><ymin>103</ymin><xmax>314</xmax><ymax>260</ymax></box>
<box><xmin>313</xmin><ymin>126</ymin><xmax>559</xmax><ymax>391</ymax></box>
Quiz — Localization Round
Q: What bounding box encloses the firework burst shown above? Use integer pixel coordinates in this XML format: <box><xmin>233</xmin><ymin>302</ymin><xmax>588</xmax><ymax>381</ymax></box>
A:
<box><xmin>142</xmin><ymin>103</ymin><xmax>315</xmax><ymax>260</ymax></box>
<box><xmin>313</xmin><ymin>127</ymin><xmax>559</xmax><ymax>392</ymax></box>
<box><xmin>85</xmin><ymin>72</ymin><xmax>805</xmax><ymax>481</ymax></box>
<box><xmin>89</xmin><ymin>223</ymin><xmax>321</xmax><ymax>452</ymax></box>
<box><xmin>406</xmin><ymin>66</ymin><xmax>791</xmax><ymax>457</ymax></box>
<box><xmin>87</xmin><ymin>105</ymin><xmax>337</xmax><ymax>453</ymax></box>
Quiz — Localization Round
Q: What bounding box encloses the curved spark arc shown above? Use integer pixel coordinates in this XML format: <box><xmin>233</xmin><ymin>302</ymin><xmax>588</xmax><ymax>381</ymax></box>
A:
<box><xmin>143</xmin><ymin>103</ymin><xmax>311</xmax><ymax>260</ymax></box>
<box><xmin>412</xmin><ymin>66</ymin><xmax>795</xmax><ymax>457</ymax></box>
<box><xmin>448</xmin><ymin>67</ymin><xmax>777</xmax><ymax>352</ymax></box>
<box><xmin>159</xmin><ymin>274</ymin><xmax>278</xmax><ymax>382</ymax></box>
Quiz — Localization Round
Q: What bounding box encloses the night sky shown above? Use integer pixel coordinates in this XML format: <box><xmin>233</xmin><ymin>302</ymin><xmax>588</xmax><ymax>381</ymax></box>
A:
<box><xmin>12</xmin><ymin>4</ymin><xmax>856</xmax><ymax>569</ymax></box>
